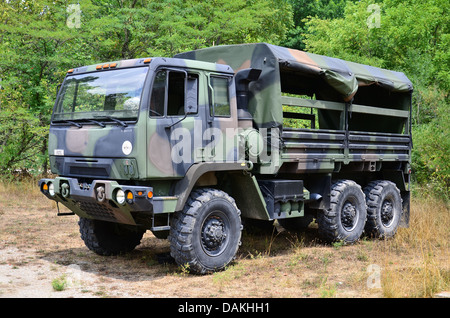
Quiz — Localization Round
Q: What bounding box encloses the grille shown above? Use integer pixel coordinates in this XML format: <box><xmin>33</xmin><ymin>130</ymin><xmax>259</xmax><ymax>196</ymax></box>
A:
<box><xmin>78</xmin><ymin>201</ymin><xmax>117</xmax><ymax>222</ymax></box>
<box><xmin>70</xmin><ymin>166</ymin><xmax>108</xmax><ymax>177</ymax></box>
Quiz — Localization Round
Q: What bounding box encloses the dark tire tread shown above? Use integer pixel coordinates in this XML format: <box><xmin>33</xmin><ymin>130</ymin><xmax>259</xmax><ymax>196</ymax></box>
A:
<box><xmin>363</xmin><ymin>180</ymin><xmax>402</xmax><ymax>239</ymax></box>
<box><xmin>79</xmin><ymin>217</ymin><xmax>144</xmax><ymax>256</ymax></box>
<box><xmin>169</xmin><ymin>188</ymin><xmax>242</xmax><ymax>275</ymax></box>
<box><xmin>318</xmin><ymin>180</ymin><xmax>367</xmax><ymax>244</ymax></box>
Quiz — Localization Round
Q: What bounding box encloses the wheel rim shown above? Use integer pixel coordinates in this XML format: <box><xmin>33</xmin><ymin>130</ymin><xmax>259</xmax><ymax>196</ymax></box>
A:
<box><xmin>201</xmin><ymin>211</ymin><xmax>229</xmax><ymax>257</ymax></box>
<box><xmin>341</xmin><ymin>199</ymin><xmax>359</xmax><ymax>232</ymax></box>
<box><xmin>380</xmin><ymin>198</ymin><xmax>395</xmax><ymax>227</ymax></box>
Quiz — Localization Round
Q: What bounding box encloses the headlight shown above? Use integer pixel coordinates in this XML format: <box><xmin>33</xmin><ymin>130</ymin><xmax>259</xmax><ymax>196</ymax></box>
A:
<box><xmin>116</xmin><ymin>189</ymin><xmax>125</xmax><ymax>205</ymax></box>
<box><xmin>48</xmin><ymin>183</ymin><xmax>55</xmax><ymax>196</ymax></box>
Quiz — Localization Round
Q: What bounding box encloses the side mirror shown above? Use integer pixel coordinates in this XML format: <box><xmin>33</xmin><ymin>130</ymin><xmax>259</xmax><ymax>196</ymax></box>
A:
<box><xmin>56</xmin><ymin>83</ymin><xmax>62</xmax><ymax>99</ymax></box>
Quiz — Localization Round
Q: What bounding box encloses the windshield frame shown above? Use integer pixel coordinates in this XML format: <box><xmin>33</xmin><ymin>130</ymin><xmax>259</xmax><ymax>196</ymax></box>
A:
<box><xmin>51</xmin><ymin>66</ymin><xmax>149</xmax><ymax>125</ymax></box>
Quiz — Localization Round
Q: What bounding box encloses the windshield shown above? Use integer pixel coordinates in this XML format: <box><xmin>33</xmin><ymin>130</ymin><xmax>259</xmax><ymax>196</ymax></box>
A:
<box><xmin>53</xmin><ymin>67</ymin><xmax>148</xmax><ymax>122</ymax></box>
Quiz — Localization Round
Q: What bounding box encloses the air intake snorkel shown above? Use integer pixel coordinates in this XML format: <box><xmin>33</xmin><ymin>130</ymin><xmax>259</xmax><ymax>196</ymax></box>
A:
<box><xmin>235</xmin><ymin>68</ymin><xmax>262</xmax><ymax>121</ymax></box>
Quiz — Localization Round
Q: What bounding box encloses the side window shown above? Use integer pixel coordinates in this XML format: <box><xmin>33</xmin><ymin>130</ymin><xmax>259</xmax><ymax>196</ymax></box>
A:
<box><xmin>167</xmin><ymin>71</ymin><xmax>186</xmax><ymax>116</ymax></box>
<box><xmin>209</xmin><ymin>76</ymin><xmax>231</xmax><ymax>117</ymax></box>
<box><xmin>150</xmin><ymin>71</ymin><xmax>166</xmax><ymax>117</ymax></box>
<box><xmin>150</xmin><ymin>69</ymin><xmax>198</xmax><ymax>117</ymax></box>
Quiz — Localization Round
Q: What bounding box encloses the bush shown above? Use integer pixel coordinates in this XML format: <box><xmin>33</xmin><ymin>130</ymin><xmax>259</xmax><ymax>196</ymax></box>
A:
<box><xmin>411</xmin><ymin>96</ymin><xmax>449</xmax><ymax>201</ymax></box>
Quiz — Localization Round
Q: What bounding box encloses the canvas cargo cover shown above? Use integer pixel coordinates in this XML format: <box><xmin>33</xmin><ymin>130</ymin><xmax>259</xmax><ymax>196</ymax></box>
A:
<box><xmin>175</xmin><ymin>43</ymin><xmax>413</xmax><ymax>129</ymax></box>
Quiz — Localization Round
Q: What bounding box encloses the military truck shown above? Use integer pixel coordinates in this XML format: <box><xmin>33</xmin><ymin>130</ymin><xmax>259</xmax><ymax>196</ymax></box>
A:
<box><xmin>39</xmin><ymin>43</ymin><xmax>412</xmax><ymax>274</ymax></box>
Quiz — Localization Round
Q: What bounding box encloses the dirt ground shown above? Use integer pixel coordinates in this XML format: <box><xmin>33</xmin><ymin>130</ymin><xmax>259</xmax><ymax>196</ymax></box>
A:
<box><xmin>0</xmin><ymin>183</ymin><xmax>447</xmax><ymax>299</ymax></box>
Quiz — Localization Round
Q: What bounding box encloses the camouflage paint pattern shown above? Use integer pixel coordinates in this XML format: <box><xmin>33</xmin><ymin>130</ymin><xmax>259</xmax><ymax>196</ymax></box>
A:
<box><xmin>176</xmin><ymin>43</ymin><xmax>412</xmax><ymax>183</ymax></box>
<box><xmin>40</xmin><ymin>43</ymin><xmax>412</xmax><ymax>229</ymax></box>
<box><xmin>176</xmin><ymin>43</ymin><xmax>413</xmax><ymax>129</ymax></box>
<box><xmin>42</xmin><ymin>56</ymin><xmax>260</xmax><ymax>229</ymax></box>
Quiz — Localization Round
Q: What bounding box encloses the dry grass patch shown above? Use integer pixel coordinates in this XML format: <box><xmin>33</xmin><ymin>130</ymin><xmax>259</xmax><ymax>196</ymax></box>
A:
<box><xmin>0</xmin><ymin>179</ymin><xmax>448</xmax><ymax>298</ymax></box>
<box><xmin>373</xmin><ymin>197</ymin><xmax>449</xmax><ymax>297</ymax></box>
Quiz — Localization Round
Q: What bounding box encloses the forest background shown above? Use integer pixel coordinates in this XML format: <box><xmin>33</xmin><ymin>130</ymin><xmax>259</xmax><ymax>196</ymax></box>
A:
<box><xmin>0</xmin><ymin>0</ymin><xmax>448</xmax><ymax>200</ymax></box>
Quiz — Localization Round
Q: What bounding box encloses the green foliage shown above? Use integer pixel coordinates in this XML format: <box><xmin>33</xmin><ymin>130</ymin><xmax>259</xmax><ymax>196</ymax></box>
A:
<box><xmin>411</xmin><ymin>99</ymin><xmax>450</xmax><ymax>200</ymax></box>
<box><xmin>87</xmin><ymin>0</ymin><xmax>292</xmax><ymax>58</ymax></box>
<box><xmin>0</xmin><ymin>0</ymin><xmax>293</xmax><ymax>176</ymax></box>
<box><xmin>0</xmin><ymin>0</ymin><xmax>98</xmax><ymax>175</ymax></box>
<box><xmin>303</xmin><ymin>0</ymin><xmax>450</xmax><ymax>198</ymax></box>
<box><xmin>52</xmin><ymin>275</ymin><xmax>68</xmax><ymax>291</ymax></box>
<box><xmin>281</xmin><ymin>0</ymin><xmax>349</xmax><ymax>50</ymax></box>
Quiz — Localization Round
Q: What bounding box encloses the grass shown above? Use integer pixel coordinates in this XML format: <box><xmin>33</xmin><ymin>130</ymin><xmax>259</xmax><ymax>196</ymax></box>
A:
<box><xmin>223</xmin><ymin>194</ymin><xmax>449</xmax><ymax>298</ymax></box>
<box><xmin>0</xmin><ymin>178</ymin><xmax>448</xmax><ymax>298</ymax></box>
<box><xmin>52</xmin><ymin>275</ymin><xmax>68</xmax><ymax>291</ymax></box>
<box><xmin>375</xmin><ymin>197</ymin><xmax>449</xmax><ymax>297</ymax></box>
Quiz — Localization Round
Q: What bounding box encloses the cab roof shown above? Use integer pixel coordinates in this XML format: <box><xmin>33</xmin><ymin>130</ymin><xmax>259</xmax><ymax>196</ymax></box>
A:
<box><xmin>66</xmin><ymin>57</ymin><xmax>234</xmax><ymax>75</ymax></box>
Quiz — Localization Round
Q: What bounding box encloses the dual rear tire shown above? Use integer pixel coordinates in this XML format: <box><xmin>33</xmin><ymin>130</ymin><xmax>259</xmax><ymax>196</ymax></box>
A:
<box><xmin>318</xmin><ymin>179</ymin><xmax>402</xmax><ymax>244</ymax></box>
<box><xmin>364</xmin><ymin>180</ymin><xmax>402</xmax><ymax>239</ymax></box>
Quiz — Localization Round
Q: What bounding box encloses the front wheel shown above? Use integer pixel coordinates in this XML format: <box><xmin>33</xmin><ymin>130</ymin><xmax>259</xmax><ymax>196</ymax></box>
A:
<box><xmin>79</xmin><ymin>218</ymin><xmax>145</xmax><ymax>256</ymax></box>
<box><xmin>169</xmin><ymin>188</ymin><xmax>242</xmax><ymax>274</ymax></box>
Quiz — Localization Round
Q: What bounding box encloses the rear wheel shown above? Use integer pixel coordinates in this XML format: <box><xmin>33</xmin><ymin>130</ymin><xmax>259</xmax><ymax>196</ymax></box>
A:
<box><xmin>169</xmin><ymin>188</ymin><xmax>242</xmax><ymax>274</ymax></box>
<box><xmin>318</xmin><ymin>180</ymin><xmax>367</xmax><ymax>244</ymax></box>
<box><xmin>364</xmin><ymin>180</ymin><xmax>402</xmax><ymax>239</ymax></box>
<box><xmin>79</xmin><ymin>217</ymin><xmax>145</xmax><ymax>256</ymax></box>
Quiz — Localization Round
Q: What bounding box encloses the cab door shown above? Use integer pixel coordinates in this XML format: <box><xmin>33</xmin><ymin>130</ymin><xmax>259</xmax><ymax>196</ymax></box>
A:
<box><xmin>146</xmin><ymin>68</ymin><xmax>200</xmax><ymax>178</ymax></box>
<box><xmin>203</xmin><ymin>73</ymin><xmax>239</xmax><ymax>163</ymax></box>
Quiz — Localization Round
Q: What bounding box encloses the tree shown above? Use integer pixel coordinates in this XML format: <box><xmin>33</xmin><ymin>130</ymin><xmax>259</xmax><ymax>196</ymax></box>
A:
<box><xmin>0</xmin><ymin>0</ymin><xmax>98</xmax><ymax>174</ymax></box>
<box><xmin>303</xmin><ymin>0</ymin><xmax>449</xmax><ymax>198</ymax></box>
<box><xmin>89</xmin><ymin>0</ymin><xmax>293</xmax><ymax>58</ymax></box>
<box><xmin>281</xmin><ymin>0</ymin><xmax>349</xmax><ymax>50</ymax></box>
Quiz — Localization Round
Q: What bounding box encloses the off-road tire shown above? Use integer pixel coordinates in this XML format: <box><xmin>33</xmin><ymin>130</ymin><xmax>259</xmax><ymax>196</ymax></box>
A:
<box><xmin>79</xmin><ymin>217</ymin><xmax>145</xmax><ymax>256</ymax></box>
<box><xmin>318</xmin><ymin>180</ymin><xmax>367</xmax><ymax>244</ymax></box>
<box><xmin>169</xmin><ymin>188</ymin><xmax>242</xmax><ymax>275</ymax></box>
<box><xmin>364</xmin><ymin>180</ymin><xmax>402</xmax><ymax>239</ymax></box>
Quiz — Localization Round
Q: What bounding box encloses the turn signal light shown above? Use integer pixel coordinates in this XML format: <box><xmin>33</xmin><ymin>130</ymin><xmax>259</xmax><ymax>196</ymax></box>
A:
<box><xmin>127</xmin><ymin>191</ymin><xmax>134</xmax><ymax>200</ymax></box>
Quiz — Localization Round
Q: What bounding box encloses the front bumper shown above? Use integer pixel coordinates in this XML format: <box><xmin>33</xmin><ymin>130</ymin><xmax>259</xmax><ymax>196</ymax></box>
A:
<box><xmin>39</xmin><ymin>177</ymin><xmax>160</xmax><ymax>225</ymax></box>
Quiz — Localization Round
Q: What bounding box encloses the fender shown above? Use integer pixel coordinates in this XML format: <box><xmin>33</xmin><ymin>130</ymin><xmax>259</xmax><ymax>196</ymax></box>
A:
<box><xmin>173</xmin><ymin>161</ymin><xmax>251</xmax><ymax>211</ymax></box>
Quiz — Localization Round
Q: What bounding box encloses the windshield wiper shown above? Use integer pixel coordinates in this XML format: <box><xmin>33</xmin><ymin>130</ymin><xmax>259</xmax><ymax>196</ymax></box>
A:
<box><xmin>54</xmin><ymin>120</ymin><xmax>83</xmax><ymax>128</ymax></box>
<box><xmin>86</xmin><ymin>119</ymin><xmax>106</xmax><ymax>128</ymax></box>
<box><xmin>53</xmin><ymin>119</ymin><xmax>106</xmax><ymax>128</ymax></box>
<box><xmin>93</xmin><ymin>115</ymin><xmax>128</xmax><ymax>127</ymax></box>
